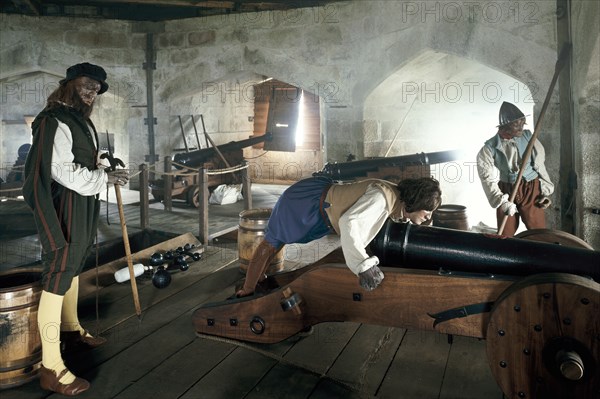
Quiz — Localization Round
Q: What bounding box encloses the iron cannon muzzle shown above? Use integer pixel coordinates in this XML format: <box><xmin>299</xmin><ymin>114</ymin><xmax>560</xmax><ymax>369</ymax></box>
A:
<box><xmin>314</xmin><ymin>149</ymin><xmax>465</xmax><ymax>180</ymax></box>
<box><xmin>370</xmin><ymin>221</ymin><xmax>599</xmax><ymax>281</ymax></box>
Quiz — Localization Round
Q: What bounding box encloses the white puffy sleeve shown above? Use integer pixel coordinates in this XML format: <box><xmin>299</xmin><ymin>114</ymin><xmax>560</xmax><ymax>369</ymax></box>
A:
<box><xmin>51</xmin><ymin>120</ymin><xmax>108</xmax><ymax>196</ymax></box>
<box><xmin>476</xmin><ymin>145</ymin><xmax>504</xmax><ymax>208</ymax></box>
<box><xmin>338</xmin><ymin>185</ymin><xmax>389</xmax><ymax>275</ymax></box>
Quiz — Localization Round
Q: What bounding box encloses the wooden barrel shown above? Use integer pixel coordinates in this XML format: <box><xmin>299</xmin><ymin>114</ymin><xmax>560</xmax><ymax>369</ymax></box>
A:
<box><xmin>238</xmin><ymin>208</ymin><xmax>284</xmax><ymax>274</ymax></box>
<box><xmin>432</xmin><ymin>204</ymin><xmax>470</xmax><ymax>231</ymax></box>
<box><xmin>0</xmin><ymin>267</ymin><xmax>43</xmax><ymax>390</ymax></box>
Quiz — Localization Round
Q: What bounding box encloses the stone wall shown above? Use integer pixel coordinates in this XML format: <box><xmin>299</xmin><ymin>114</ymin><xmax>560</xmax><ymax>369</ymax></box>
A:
<box><xmin>0</xmin><ymin>14</ymin><xmax>146</xmax><ymax>177</ymax></box>
<box><xmin>571</xmin><ymin>0</ymin><xmax>600</xmax><ymax>248</ymax></box>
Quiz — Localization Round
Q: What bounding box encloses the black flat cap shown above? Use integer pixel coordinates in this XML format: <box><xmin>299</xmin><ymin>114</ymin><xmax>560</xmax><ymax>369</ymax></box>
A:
<box><xmin>59</xmin><ymin>62</ymin><xmax>108</xmax><ymax>94</ymax></box>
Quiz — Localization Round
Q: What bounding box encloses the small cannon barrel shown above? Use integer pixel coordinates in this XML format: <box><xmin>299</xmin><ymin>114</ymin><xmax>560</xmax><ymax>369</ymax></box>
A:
<box><xmin>315</xmin><ymin>149</ymin><xmax>464</xmax><ymax>180</ymax></box>
<box><xmin>370</xmin><ymin>222</ymin><xmax>599</xmax><ymax>280</ymax></box>
<box><xmin>173</xmin><ymin>132</ymin><xmax>272</xmax><ymax>169</ymax></box>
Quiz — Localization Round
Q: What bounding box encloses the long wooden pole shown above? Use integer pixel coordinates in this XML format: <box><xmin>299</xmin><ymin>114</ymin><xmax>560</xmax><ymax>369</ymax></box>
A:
<box><xmin>200</xmin><ymin>114</ymin><xmax>231</xmax><ymax>168</ymax></box>
<box><xmin>114</xmin><ymin>184</ymin><xmax>142</xmax><ymax>316</ymax></box>
<box><xmin>384</xmin><ymin>96</ymin><xmax>417</xmax><ymax>157</ymax></box>
<box><xmin>178</xmin><ymin>115</ymin><xmax>190</xmax><ymax>153</ymax></box>
<box><xmin>498</xmin><ymin>44</ymin><xmax>571</xmax><ymax>235</ymax></box>
<box><xmin>191</xmin><ymin>115</ymin><xmax>203</xmax><ymax>150</ymax></box>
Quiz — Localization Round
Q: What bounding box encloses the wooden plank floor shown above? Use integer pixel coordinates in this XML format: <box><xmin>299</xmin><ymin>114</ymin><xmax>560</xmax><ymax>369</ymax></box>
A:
<box><xmin>1</xmin><ymin>184</ymin><xmax>504</xmax><ymax>399</ymax></box>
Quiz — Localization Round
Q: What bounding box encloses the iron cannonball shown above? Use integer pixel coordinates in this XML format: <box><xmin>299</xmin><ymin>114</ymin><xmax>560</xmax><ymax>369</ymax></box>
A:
<box><xmin>150</xmin><ymin>252</ymin><xmax>164</xmax><ymax>266</ymax></box>
<box><xmin>152</xmin><ymin>267</ymin><xmax>171</xmax><ymax>289</ymax></box>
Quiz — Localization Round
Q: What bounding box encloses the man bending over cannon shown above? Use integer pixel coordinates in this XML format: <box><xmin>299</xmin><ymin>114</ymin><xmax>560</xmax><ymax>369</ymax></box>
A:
<box><xmin>236</xmin><ymin>176</ymin><xmax>442</xmax><ymax>297</ymax></box>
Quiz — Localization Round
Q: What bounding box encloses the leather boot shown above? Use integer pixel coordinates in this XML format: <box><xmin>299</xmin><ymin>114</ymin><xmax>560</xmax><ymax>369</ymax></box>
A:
<box><xmin>236</xmin><ymin>240</ymin><xmax>279</xmax><ymax>297</ymax></box>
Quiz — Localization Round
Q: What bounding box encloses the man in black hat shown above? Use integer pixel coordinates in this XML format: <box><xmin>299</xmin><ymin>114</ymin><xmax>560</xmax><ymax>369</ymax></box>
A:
<box><xmin>23</xmin><ymin>62</ymin><xmax>129</xmax><ymax>396</ymax></box>
<box><xmin>476</xmin><ymin>101</ymin><xmax>554</xmax><ymax>237</ymax></box>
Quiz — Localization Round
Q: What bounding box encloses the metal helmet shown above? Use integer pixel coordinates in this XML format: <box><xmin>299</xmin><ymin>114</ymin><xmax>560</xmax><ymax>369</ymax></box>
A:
<box><xmin>497</xmin><ymin>101</ymin><xmax>525</xmax><ymax>127</ymax></box>
<box><xmin>18</xmin><ymin>143</ymin><xmax>31</xmax><ymax>160</ymax></box>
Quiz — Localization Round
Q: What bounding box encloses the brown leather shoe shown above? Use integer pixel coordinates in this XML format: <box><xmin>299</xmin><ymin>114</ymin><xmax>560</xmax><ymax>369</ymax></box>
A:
<box><xmin>61</xmin><ymin>330</ymin><xmax>107</xmax><ymax>350</ymax></box>
<box><xmin>39</xmin><ymin>365</ymin><xmax>90</xmax><ymax>396</ymax></box>
<box><xmin>79</xmin><ymin>330</ymin><xmax>107</xmax><ymax>347</ymax></box>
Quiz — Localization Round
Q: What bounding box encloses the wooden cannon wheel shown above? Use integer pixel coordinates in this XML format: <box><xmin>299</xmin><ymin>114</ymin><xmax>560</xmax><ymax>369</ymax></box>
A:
<box><xmin>515</xmin><ymin>229</ymin><xmax>594</xmax><ymax>250</ymax></box>
<box><xmin>486</xmin><ymin>273</ymin><xmax>599</xmax><ymax>399</ymax></box>
<box><xmin>187</xmin><ymin>186</ymin><xmax>200</xmax><ymax>208</ymax></box>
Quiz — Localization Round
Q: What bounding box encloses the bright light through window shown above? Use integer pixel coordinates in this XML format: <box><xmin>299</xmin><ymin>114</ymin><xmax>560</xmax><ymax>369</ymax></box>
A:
<box><xmin>295</xmin><ymin>90</ymin><xmax>305</xmax><ymax>146</ymax></box>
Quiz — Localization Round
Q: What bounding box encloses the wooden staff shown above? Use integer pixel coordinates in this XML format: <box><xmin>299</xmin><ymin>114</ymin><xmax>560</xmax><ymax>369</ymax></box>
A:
<box><xmin>102</xmin><ymin>132</ymin><xmax>142</xmax><ymax>316</ymax></box>
<box><xmin>114</xmin><ymin>183</ymin><xmax>142</xmax><ymax>316</ymax></box>
<box><xmin>498</xmin><ymin>44</ymin><xmax>572</xmax><ymax>235</ymax></box>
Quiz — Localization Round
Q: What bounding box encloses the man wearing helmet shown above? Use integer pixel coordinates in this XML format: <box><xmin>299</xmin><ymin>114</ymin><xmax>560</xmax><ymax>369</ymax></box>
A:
<box><xmin>5</xmin><ymin>143</ymin><xmax>31</xmax><ymax>183</ymax></box>
<box><xmin>476</xmin><ymin>101</ymin><xmax>554</xmax><ymax>237</ymax></box>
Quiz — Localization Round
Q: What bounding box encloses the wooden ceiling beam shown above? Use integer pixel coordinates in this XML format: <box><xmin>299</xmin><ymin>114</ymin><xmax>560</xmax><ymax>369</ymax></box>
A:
<box><xmin>4</xmin><ymin>0</ymin><xmax>340</xmax><ymax>21</ymax></box>
<box><xmin>42</xmin><ymin>0</ymin><xmax>231</xmax><ymax>7</ymax></box>
<box><xmin>195</xmin><ymin>2</ymin><xmax>235</xmax><ymax>8</ymax></box>
<box><xmin>10</xmin><ymin>0</ymin><xmax>41</xmax><ymax>15</ymax></box>
<box><xmin>47</xmin><ymin>1</ymin><xmax>235</xmax><ymax>7</ymax></box>
<box><xmin>35</xmin><ymin>0</ymin><xmax>331</xmax><ymax>9</ymax></box>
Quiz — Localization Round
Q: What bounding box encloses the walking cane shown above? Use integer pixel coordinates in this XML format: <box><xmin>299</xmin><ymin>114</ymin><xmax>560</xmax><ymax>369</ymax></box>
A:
<box><xmin>498</xmin><ymin>44</ymin><xmax>572</xmax><ymax>235</ymax></box>
<box><xmin>101</xmin><ymin>133</ymin><xmax>142</xmax><ymax>316</ymax></box>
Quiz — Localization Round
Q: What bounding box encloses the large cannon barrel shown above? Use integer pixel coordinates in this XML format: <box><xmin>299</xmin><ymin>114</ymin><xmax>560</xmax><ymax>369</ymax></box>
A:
<box><xmin>370</xmin><ymin>221</ymin><xmax>599</xmax><ymax>281</ymax></box>
<box><xmin>173</xmin><ymin>132</ymin><xmax>273</xmax><ymax>169</ymax></box>
<box><xmin>315</xmin><ymin>149</ymin><xmax>464</xmax><ymax>180</ymax></box>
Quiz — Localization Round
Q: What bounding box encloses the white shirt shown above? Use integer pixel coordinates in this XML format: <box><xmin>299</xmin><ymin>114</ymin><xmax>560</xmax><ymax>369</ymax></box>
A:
<box><xmin>338</xmin><ymin>185</ymin><xmax>391</xmax><ymax>275</ymax></box>
<box><xmin>51</xmin><ymin>119</ymin><xmax>108</xmax><ymax>196</ymax></box>
<box><xmin>476</xmin><ymin>140</ymin><xmax>518</xmax><ymax>208</ymax></box>
<box><xmin>477</xmin><ymin>136</ymin><xmax>554</xmax><ymax>208</ymax></box>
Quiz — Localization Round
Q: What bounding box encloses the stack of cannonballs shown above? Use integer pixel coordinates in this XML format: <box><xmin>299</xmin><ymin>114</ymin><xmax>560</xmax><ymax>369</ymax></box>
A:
<box><xmin>149</xmin><ymin>243</ymin><xmax>202</xmax><ymax>288</ymax></box>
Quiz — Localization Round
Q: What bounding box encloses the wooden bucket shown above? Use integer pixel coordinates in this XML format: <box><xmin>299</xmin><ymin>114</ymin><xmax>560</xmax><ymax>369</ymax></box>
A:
<box><xmin>432</xmin><ymin>204</ymin><xmax>470</xmax><ymax>231</ymax></box>
<box><xmin>0</xmin><ymin>267</ymin><xmax>43</xmax><ymax>390</ymax></box>
<box><xmin>238</xmin><ymin>209</ymin><xmax>284</xmax><ymax>274</ymax></box>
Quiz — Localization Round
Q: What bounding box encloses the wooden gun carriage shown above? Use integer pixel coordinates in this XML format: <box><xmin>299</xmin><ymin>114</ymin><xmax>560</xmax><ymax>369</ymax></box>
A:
<box><xmin>192</xmin><ymin>224</ymin><xmax>599</xmax><ymax>399</ymax></box>
<box><xmin>150</xmin><ymin>133</ymin><xmax>272</xmax><ymax>207</ymax></box>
